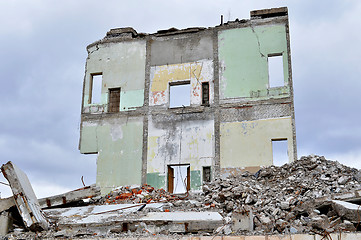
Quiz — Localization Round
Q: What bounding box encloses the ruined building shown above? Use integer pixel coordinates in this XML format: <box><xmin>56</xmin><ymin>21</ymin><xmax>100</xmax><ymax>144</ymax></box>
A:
<box><xmin>79</xmin><ymin>7</ymin><xmax>297</xmax><ymax>194</ymax></box>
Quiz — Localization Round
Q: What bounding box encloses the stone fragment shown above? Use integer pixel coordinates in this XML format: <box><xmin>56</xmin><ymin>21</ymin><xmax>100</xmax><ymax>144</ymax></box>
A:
<box><xmin>231</xmin><ymin>209</ymin><xmax>253</xmax><ymax>231</ymax></box>
<box><xmin>223</xmin><ymin>225</ymin><xmax>232</xmax><ymax>235</ymax></box>
<box><xmin>332</xmin><ymin>200</ymin><xmax>361</xmax><ymax>222</ymax></box>
<box><xmin>339</xmin><ymin>220</ymin><xmax>356</xmax><ymax>231</ymax></box>
<box><xmin>289</xmin><ymin>226</ymin><xmax>298</xmax><ymax>234</ymax></box>
<box><xmin>259</xmin><ymin>215</ymin><xmax>271</xmax><ymax>225</ymax></box>
<box><xmin>280</xmin><ymin>201</ymin><xmax>290</xmax><ymax>210</ymax></box>
<box><xmin>245</xmin><ymin>195</ymin><xmax>254</xmax><ymax>204</ymax></box>
<box><xmin>310</xmin><ymin>215</ymin><xmax>329</xmax><ymax>230</ymax></box>
<box><xmin>338</xmin><ymin>176</ymin><xmax>349</xmax><ymax>185</ymax></box>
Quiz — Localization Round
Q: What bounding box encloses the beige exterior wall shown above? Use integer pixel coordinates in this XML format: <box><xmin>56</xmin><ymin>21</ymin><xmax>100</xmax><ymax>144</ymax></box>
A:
<box><xmin>220</xmin><ymin>117</ymin><xmax>294</xmax><ymax>169</ymax></box>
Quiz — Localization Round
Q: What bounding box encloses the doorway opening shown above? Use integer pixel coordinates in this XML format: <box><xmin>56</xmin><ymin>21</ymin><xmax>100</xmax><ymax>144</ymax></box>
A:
<box><xmin>167</xmin><ymin>164</ymin><xmax>190</xmax><ymax>194</ymax></box>
<box><xmin>272</xmin><ymin>139</ymin><xmax>288</xmax><ymax>166</ymax></box>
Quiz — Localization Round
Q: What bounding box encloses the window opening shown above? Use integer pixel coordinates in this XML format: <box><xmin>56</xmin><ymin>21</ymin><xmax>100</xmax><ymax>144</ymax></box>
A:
<box><xmin>203</xmin><ymin>166</ymin><xmax>211</xmax><ymax>183</ymax></box>
<box><xmin>167</xmin><ymin>164</ymin><xmax>190</xmax><ymax>194</ymax></box>
<box><xmin>272</xmin><ymin>139</ymin><xmax>288</xmax><ymax>166</ymax></box>
<box><xmin>201</xmin><ymin>82</ymin><xmax>209</xmax><ymax>105</ymax></box>
<box><xmin>90</xmin><ymin>74</ymin><xmax>102</xmax><ymax>104</ymax></box>
<box><xmin>268</xmin><ymin>55</ymin><xmax>284</xmax><ymax>88</ymax></box>
<box><xmin>108</xmin><ymin>88</ymin><xmax>120</xmax><ymax>112</ymax></box>
<box><xmin>169</xmin><ymin>82</ymin><xmax>190</xmax><ymax>108</ymax></box>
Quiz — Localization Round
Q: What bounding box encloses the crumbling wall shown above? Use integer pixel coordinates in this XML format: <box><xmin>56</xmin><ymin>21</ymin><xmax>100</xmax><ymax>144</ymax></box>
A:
<box><xmin>79</xmin><ymin>7</ymin><xmax>297</xmax><ymax>194</ymax></box>
<box><xmin>147</xmin><ymin>115</ymin><xmax>214</xmax><ymax>190</ymax></box>
<box><xmin>149</xmin><ymin>60</ymin><xmax>214</xmax><ymax>106</ymax></box>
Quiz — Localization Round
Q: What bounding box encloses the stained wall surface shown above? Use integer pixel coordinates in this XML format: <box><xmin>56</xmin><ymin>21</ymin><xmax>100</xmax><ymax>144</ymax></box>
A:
<box><xmin>79</xmin><ymin>8</ymin><xmax>297</xmax><ymax>194</ymax></box>
<box><xmin>150</xmin><ymin>34</ymin><xmax>213</xmax><ymax>66</ymax></box>
<box><xmin>80</xmin><ymin>39</ymin><xmax>146</xmax><ymax>194</ymax></box>
<box><xmin>147</xmin><ymin>116</ymin><xmax>214</xmax><ymax>190</ymax></box>
<box><xmin>80</xmin><ymin>117</ymin><xmax>143</xmax><ymax>194</ymax></box>
<box><xmin>149</xmin><ymin>60</ymin><xmax>214</xmax><ymax>107</ymax></box>
<box><xmin>220</xmin><ymin>117</ymin><xmax>294</xmax><ymax>169</ymax></box>
<box><xmin>83</xmin><ymin>40</ymin><xmax>146</xmax><ymax>113</ymax></box>
<box><xmin>218</xmin><ymin>24</ymin><xmax>290</xmax><ymax>101</ymax></box>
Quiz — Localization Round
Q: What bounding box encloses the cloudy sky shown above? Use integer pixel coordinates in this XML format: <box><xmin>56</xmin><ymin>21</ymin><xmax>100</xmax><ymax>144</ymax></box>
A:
<box><xmin>1</xmin><ymin>0</ymin><xmax>360</xmax><ymax>198</ymax></box>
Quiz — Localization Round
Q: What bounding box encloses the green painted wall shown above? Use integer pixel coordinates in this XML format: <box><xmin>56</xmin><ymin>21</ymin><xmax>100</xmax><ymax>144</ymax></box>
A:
<box><xmin>146</xmin><ymin>173</ymin><xmax>166</xmax><ymax>190</ymax></box>
<box><xmin>218</xmin><ymin>24</ymin><xmax>290</xmax><ymax>100</ymax></box>
<box><xmin>83</xmin><ymin>41</ymin><xmax>146</xmax><ymax>113</ymax></box>
<box><xmin>190</xmin><ymin>170</ymin><xmax>201</xmax><ymax>190</ymax></box>
<box><xmin>80</xmin><ymin>118</ymin><xmax>143</xmax><ymax>194</ymax></box>
<box><xmin>120</xmin><ymin>89</ymin><xmax>145</xmax><ymax>111</ymax></box>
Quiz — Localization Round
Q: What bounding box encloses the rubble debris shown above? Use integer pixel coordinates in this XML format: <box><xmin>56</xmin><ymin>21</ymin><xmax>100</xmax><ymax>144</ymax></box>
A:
<box><xmin>201</xmin><ymin>155</ymin><xmax>361</xmax><ymax>235</ymax></box>
<box><xmin>1</xmin><ymin>161</ymin><xmax>49</xmax><ymax>231</ymax></box>
<box><xmin>96</xmin><ymin>184</ymin><xmax>189</xmax><ymax>205</ymax></box>
<box><xmin>1</xmin><ymin>155</ymin><xmax>361</xmax><ymax>239</ymax></box>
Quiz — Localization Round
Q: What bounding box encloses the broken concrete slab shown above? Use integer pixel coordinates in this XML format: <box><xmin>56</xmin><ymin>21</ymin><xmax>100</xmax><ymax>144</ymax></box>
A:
<box><xmin>0</xmin><ymin>211</ymin><xmax>12</xmax><ymax>236</ymax></box>
<box><xmin>0</xmin><ymin>196</ymin><xmax>15</xmax><ymax>212</ymax></box>
<box><xmin>1</xmin><ymin>161</ymin><xmax>49</xmax><ymax>231</ymax></box>
<box><xmin>39</xmin><ymin>184</ymin><xmax>100</xmax><ymax>208</ymax></box>
<box><xmin>231</xmin><ymin>210</ymin><xmax>254</xmax><ymax>231</ymax></box>
<box><xmin>332</xmin><ymin>200</ymin><xmax>361</xmax><ymax>223</ymax></box>
<box><xmin>45</xmin><ymin>203</ymin><xmax>164</xmax><ymax>224</ymax></box>
<box><xmin>0</xmin><ymin>184</ymin><xmax>101</xmax><ymax>213</ymax></box>
<box><xmin>45</xmin><ymin>204</ymin><xmax>222</xmax><ymax>234</ymax></box>
<box><xmin>140</xmin><ymin>212</ymin><xmax>223</xmax><ymax>233</ymax></box>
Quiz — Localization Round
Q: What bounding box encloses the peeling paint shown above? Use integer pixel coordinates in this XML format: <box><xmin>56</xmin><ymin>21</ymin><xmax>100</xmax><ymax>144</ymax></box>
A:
<box><xmin>149</xmin><ymin>60</ymin><xmax>213</xmax><ymax>106</ymax></box>
<box><xmin>147</xmin><ymin>117</ymin><xmax>214</xmax><ymax>188</ymax></box>
<box><xmin>219</xmin><ymin>24</ymin><xmax>289</xmax><ymax>100</ymax></box>
<box><xmin>79</xmin><ymin>11</ymin><xmax>296</xmax><ymax>194</ymax></box>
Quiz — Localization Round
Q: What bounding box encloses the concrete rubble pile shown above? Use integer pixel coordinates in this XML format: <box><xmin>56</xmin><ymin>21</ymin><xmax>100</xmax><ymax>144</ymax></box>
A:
<box><xmin>201</xmin><ymin>155</ymin><xmax>361</xmax><ymax>235</ymax></box>
<box><xmin>91</xmin><ymin>155</ymin><xmax>361</xmax><ymax>236</ymax></box>
<box><xmin>1</xmin><ymin>155</ymin><xmax>361</xmax><ymax>239</ymax></box>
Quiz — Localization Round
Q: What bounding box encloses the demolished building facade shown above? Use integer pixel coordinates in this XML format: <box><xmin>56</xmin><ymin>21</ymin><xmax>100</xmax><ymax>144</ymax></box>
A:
<box><xmin>79</xmin><ymin>7</ymin><xmax>297</xmax><ymax>194</ymax></box>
